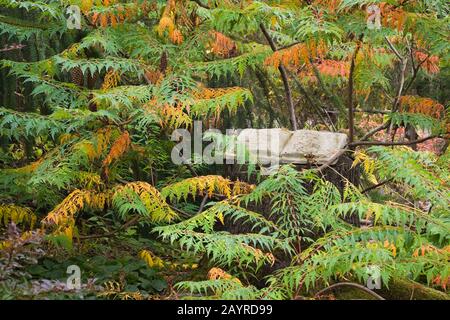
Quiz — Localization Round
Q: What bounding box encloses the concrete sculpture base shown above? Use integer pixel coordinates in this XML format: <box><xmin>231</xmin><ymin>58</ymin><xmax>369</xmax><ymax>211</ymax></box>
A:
<box><xmin>225</xmin><ymin>128</ymin><xmax>348</xmax><ymax>166</ymax></box>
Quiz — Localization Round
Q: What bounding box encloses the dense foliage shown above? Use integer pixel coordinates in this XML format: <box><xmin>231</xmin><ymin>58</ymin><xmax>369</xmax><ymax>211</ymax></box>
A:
<box><xmin>0</xmin><ymin>0</ymin><xmax>448</xmax><ymax>300</ymax></box>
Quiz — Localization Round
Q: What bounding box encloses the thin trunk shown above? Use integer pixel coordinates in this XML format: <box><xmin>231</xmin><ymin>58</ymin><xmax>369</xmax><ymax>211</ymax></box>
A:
<box><xmin>260</xmin><ymin>24</ymin><xmax>298</xmax><ymax>130</ymax></box>
<box><xmin>348</xmin><ymin>36</ymin><xmax>363</xmax><ymax>145</ymax></box>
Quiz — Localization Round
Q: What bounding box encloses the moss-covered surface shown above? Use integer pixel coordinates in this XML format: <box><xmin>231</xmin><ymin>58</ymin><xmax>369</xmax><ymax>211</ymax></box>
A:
<box><xmin>378</xmin><ymin>278</ymin><xmax>449</xmax><ymax>300</ymax></box>
<box><xmin>322</xmin><ymin>278</ymin><xmax>449</xmax><ymax>300</ymax></box>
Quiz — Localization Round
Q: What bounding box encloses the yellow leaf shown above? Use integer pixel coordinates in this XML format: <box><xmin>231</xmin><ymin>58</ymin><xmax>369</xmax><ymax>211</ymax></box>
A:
<box><xmin>217</xmin><ymin>212</ymin><xmax>224</xmax><ymax>225</ymax></box>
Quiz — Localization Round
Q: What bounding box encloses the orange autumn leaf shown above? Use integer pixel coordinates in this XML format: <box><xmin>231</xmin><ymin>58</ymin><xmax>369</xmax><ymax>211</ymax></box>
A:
<box><xmin>100</xmin><ymin>13</ymin><xmax>108</xmax><ymax>27</ymax></box>
<box><xmin>207</xmin><ymin>267</ymin><xmax>240</xmax><ymax>283</ymax></box>
<box><xmin>209</xmin><ymin>31</ymin><xmax>237</xmax><ymax>58</ymax></box>
<box><xmin>265</xmin><ymin>43</ymin><xmax>309</xmax><ymax>69</ymax></box>
<box><xmin>102</xmin><ymin>131</ymin><xmax>131</xmax><ymax>175</ymax></box>
<box><xmin>380</xmin><ymin>3</ymin><xmax>408</xmax><ymax>31</ymax></box>
<box><xmin>158</xmin><ymin>16</ymin><xmax>175</xmax><ymax>36</ymax></box>
<box><xmin>433</xmin><ymin>275</ymin><xmax>449</xmax><ymax>290</ymax></box>
<box><xmin>158</xmin><ymin>104</ymin><xmax>192</xmax><ymax>128</ymax></box>
<box><xmin>413</xmin><ymin>244</ymin><xmax>444</xmax><ymax>258</ymax></box>
<box><xmin>265</xmin><ymin>40</ymin><xmax>326</xmax><ymax>70</ymax></box>
<box><xmin>314</xmin><ymin>0</ymin><xmax>341</xmax><ymax>13</ymax></box>
<box><xmin>110</xmin><ymin>14</ymin><xmax>117</xmax><ymax>27</ymax></box>
<box><xmin>383</xmin><ymin>240</ymin><xmax>397</xmax><ymax>257</ymax></box>
<box><xmin>315</xmin><ymin>59</ymin><xmax>350</xmax><ymax>77</ymax></box>
<box><xmin>91</xmin><ymin>12</ymin><xmax>99</xmax><ymax>24</ymax></box>
<box><xmin>399</xmin><ymin>96</ymin><xmax>445</xmax><ymax>119</ymax></box>
<box><xmin>415</xmin><ymin>51</ymin><xmax>440</xmax><ymax>75</ymax></box>
<box><xmin>144</xmin><ymin>69</ymin><xmax>163</xmax><ymax>85</ymax></box>
<box><xmin>102</xmin><ymin>69</ymin><xmax>120</xmax><ymax>90</ymax></box>
<box><xmin>169</xmin><ymin>29</ymin><xmax>183</xmax><ymax>45</ymax></box>
<box><xmin>117</xmin><ymin>5</ymin><xmax>125</xmax><ymax>22</ymax></box>
<box><xmin>125</xmin><ymin>7</ymin><xmax>132</xmax><ymax>20</ymax></box>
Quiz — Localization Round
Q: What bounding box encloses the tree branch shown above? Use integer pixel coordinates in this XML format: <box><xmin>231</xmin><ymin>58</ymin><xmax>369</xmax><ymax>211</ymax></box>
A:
<box><xmin>314</xmin><ymin>282</ymin><xmax>385</xmax><ymax>300</ymax></box>
<box><xmin>355</xmin><ymin>109</ymin><xmax>391</xmax><ymax>115</ymax></box>
<box><xmin>348</xmin><ymin>35</ymin><xmax>364</xmax><ymax>145</ymax></box>
<box><xmin>385</xmin><ymin>37</ymin><xmax>407</xmax><ymax>114</ymax></box>
<box><xmin>392</xmin><ymin>58</ymin><xmax>407</xmax><ymax>113</ymax></box>
<box><xmin>197</xmin><ymin>194</ymin><xmax>209</xmax><ymax>214</ymax></box>
<box><xmin>260</xmin><ymin>24</ymin><xmax>298</xmax><ymax>130</ymax></box>
<box><xmin>288</xmin><ymin>68</ymin><xmax>335</xmax><ymax>131</ymax></box>
<box><xmin>78</xmin><ymin>215</ymin><xmax>141</xmax><ymax>240</ymax></box>
<box><xmin>315</xmin><ymin>149</ymin><xmax>347</xmax><ymax>172</ymax></box>
<box><xmin>350</xmin><ymin>135</ymin><xmax>443</xmax><ymax>147</ymax></box>
<box><xmin>361</xmin><ymin>178</ymin><xmax>393</xmax><ymax>194</ymax></box>
<box><xmin>191</xmin><ymin>0</ymin><xmax>210</xmax><ymax>9</ymax></box>
<box><xmin>359</xmin><ymin>122</ymin><xmax>390</xmax><ymax>141</ymax></box>
<box><xmin>385</xmin><ymin>36</ymin><xmax>403</xmax><ymax>61</ymax></box>
<box><xmin>404</xmin><ymin>52</ymin><xmax>431</xmax><ymax>94</ymax></box>
<box><xmin>309</xmin><ymin>58</ymin><xmax>347</xmax><ymax>115</ymax></box>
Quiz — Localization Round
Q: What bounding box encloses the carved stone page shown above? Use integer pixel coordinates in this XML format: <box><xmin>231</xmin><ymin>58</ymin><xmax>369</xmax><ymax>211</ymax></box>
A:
<box><xmin>280</xmin><ymin>130</ymin><xmax>348</xmax><ymax>164</ymax></box>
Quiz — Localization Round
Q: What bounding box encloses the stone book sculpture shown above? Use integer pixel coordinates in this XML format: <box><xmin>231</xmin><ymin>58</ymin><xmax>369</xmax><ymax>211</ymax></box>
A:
<box><xmin>225</xmin><ymin>128</ymin><xmax>348</xmax><ymax>166</ymax></box>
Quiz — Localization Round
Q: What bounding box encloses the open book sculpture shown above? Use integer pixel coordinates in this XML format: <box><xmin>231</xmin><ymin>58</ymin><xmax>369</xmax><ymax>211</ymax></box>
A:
<box><xmin>224</xmin><ymin>128</ymin><xmax>348</xmax><ymax>166</ymax></box>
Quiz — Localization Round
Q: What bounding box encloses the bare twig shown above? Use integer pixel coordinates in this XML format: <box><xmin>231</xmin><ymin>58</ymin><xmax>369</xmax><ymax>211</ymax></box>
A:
<box><xmin>78</xmin><ymin>215</ymin><xmax>141</xmax><ymax>240</ymax></box>
<box><xmin>315</xmin><ymin>149</ymin><xmax>347</xmax><ymax>172</ymax></box>
<box><xmin>288</xmin><ymin>69</ymin><xmax>335</xmax><ymax>131</ymax></box>
<box><xmin>355</xmin><ymin>109</ymin><xmax>391</xmax><ymax>115</ymax></box>
<box><xmin>260</xmin><ymin>24</ymin><xmax>298</xmax><ymax>130</ymax></box>
<box><xmin>169</xmin><ymin>205</ymin><xmax>191</xmax><ymax>218</ymax></box>
<box><xmin>348</xmin><ymin>35</ymin><xmax>364</xmax><ymax>145</ymax></box>
<box><xmin>404</xmin><ymin>50</ymin><xmax>432</xmax><ymax>94</ymax></box>
<box><xmin>185</xmin><ymin>163</ymin><xmax>198</xmax><ymax>177</ymax></box>
<box><xmin>384</xmin><ymin>36</ymin><xmax>408</xmax><ymax>141</ymax></box>
<box><xmin>0</xmin><ymin>44</ymin><xmax>26</xmax><ymax>52</ymax></box>
<box><xmin>309</xmin><ymin>59</ymin><xmax>346</xmax><ymax>114</ymax></box>
<box><xmin>359</xmin><ymin>122</ymin><xmax>390</xmax><ymax>141</ymax></box>
<box><xmin>314</xmin><ymin>282</ymin><xmax>385</xmax><ymax>300</ymax></box>
<box><xmin>350</xmin><ymin>135</ymin><xmax>443</xmax><ymax>147</ymax></box>
<box><xmin>191</xmin><ymin>0</ymin><xmax>210</xmax><ymax>9</ymax></box>
<box><xmin>361</xmin><ymin>178</ymin><xmax>393</xmax><ymax>194</ymax></box>
<box><xmin>385</xmin><ymin>36</ymin><xmax>403</xmax><ymax>61</ymax></box>
<box><xmin>197</xmin><ymin>194</ymin><xmax>209</xmax><ymax>214</ymax></box>
<box><xmin>392</xmin><ymin>58</ymin><xmax>408</xmax><ymax>113</ymax></box>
